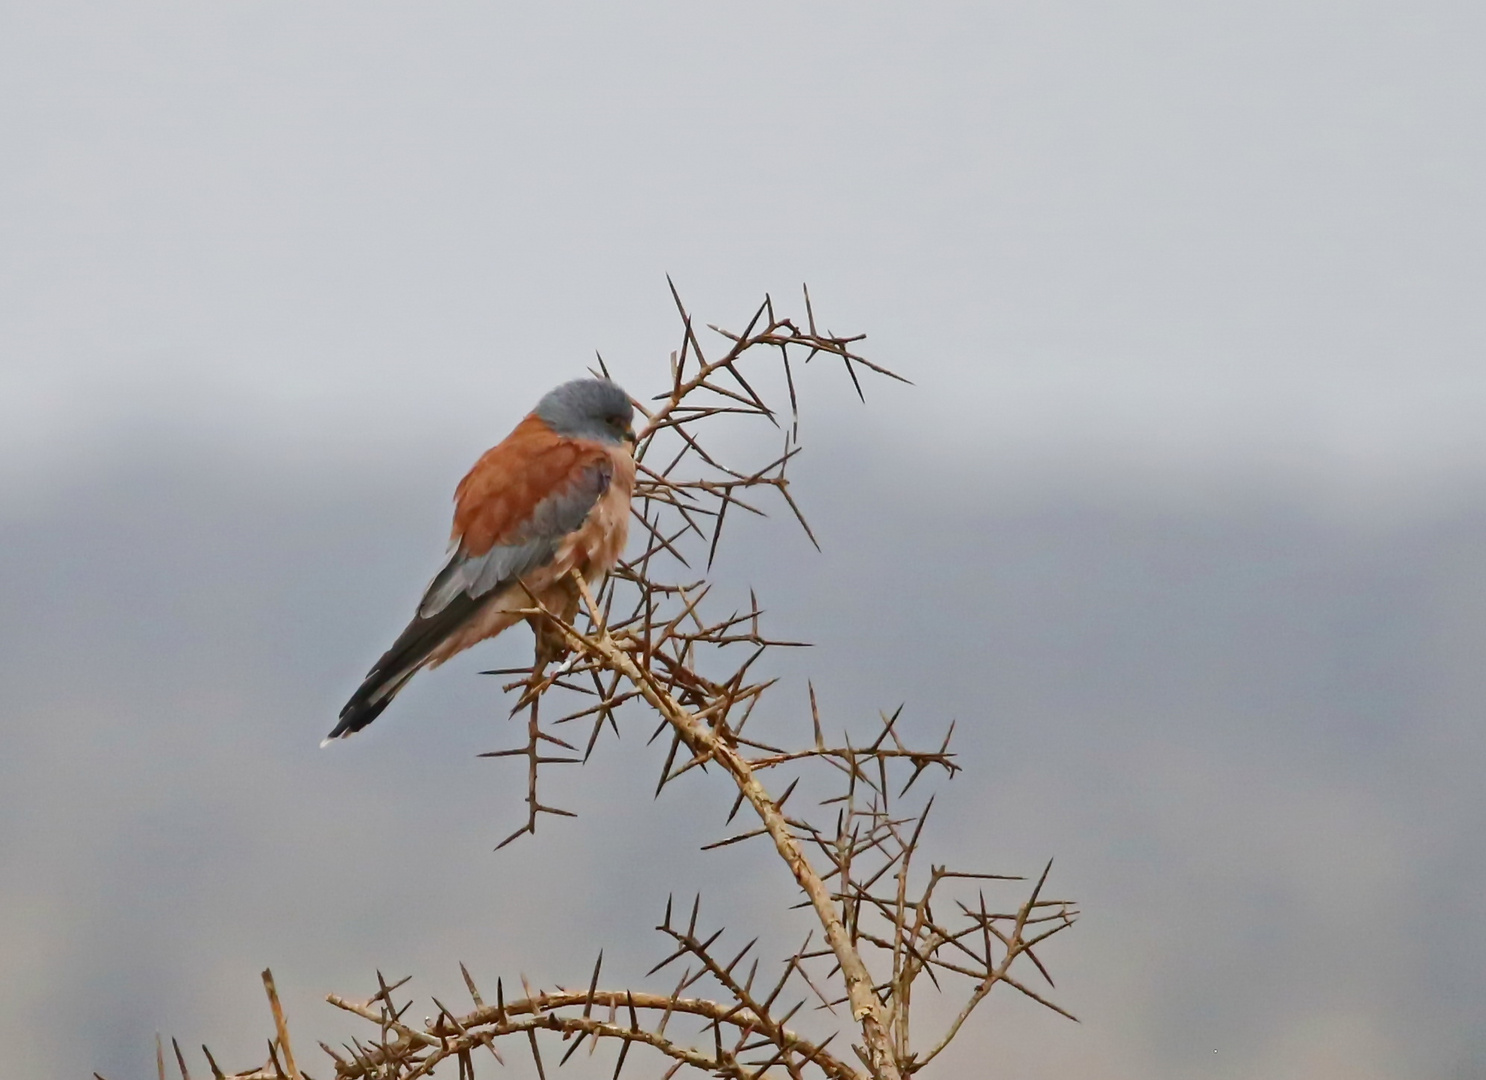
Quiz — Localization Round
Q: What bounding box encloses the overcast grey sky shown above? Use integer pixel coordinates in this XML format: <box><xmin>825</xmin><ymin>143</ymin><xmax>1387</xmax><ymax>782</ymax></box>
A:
<box><xmin>2</xmin><ymin>3</ymin><xmax>1484</xmax><ymax>1079</ymax></box>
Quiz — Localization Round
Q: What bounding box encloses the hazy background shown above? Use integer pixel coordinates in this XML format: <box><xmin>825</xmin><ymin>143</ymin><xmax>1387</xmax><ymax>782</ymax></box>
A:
<box><xmin>3</xmin><ymin>2</ymin><xmax>1484</xmax><ymax>1078</ymax></box>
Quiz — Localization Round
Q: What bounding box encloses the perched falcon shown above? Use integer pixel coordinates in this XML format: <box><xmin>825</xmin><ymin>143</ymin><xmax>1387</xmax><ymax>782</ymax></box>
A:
<box><xmin>324</xmin><ymin>378</ymin><xmax>636</xmax><ymax>743</ymax></box>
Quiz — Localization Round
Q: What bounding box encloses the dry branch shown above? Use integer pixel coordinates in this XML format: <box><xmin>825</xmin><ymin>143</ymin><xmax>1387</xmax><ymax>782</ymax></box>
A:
<box><xmin>152</xmin><ymin>286</ymin><xmax>1076</xmax><ymax>1080</ymax></box>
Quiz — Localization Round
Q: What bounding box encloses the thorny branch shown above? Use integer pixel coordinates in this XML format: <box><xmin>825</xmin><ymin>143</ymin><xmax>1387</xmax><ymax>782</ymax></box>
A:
<box><xmin>140</xmin><ymin>286</ymin><xmax>1077</xmax><ymax>1080</ymax></box>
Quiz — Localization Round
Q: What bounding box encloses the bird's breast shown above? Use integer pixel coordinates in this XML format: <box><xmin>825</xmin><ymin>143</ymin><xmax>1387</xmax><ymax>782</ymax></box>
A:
<box><xmin>558</xmin><ymin>447</ymin><xmax>635</xmax><ymax>578</ymax></box>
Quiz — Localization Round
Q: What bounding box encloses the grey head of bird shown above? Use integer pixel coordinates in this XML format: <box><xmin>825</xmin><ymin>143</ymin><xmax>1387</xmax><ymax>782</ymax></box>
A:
<box><xmin>535</xmin><ymin>378</ymin><xmax>636</xmax><ymax>445</ymax></box>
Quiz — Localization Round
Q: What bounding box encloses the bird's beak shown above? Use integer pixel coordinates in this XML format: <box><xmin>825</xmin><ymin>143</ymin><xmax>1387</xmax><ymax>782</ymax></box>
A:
<box><xmin>623</xmin><ymin>426</ymin><xmax>637</xmax><ymax>445</ymax></box>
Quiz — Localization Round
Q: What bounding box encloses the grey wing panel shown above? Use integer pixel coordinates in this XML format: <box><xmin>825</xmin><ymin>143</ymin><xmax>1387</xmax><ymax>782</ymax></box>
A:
<box><xmin>418</xmin><ymin>538</ymin><xmax>555</xmax><ymax>618</ymax></box>
<box><xmin>418</xmin><ymin>461</ymin><xmax>612</xmax><ymax>618</ymax></box>
<box><xmin>513</xmin><ymin>463</ymin><xmax>611</xmax><ymax>540</ymax></box>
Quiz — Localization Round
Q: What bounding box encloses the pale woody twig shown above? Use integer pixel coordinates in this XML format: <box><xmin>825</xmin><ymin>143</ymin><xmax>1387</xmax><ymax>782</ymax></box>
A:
<box><xmin>154</xmin><ymin>287</ymin><xmax>1075</xmax><ymax>1080</ymax></box>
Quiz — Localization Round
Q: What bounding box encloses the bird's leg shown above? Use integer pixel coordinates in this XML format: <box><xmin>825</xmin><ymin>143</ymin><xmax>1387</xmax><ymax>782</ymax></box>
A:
<box><xmin>531</xmin><ymin>574</ymin><xmax>583</xmax><ymax>668</ymax></box>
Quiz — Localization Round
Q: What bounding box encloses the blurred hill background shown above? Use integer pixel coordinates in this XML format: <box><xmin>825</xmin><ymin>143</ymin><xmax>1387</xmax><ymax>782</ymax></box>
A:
<box><xmin>2</xmin><ymin>3</ymin><xmax>1484</xmax><ymax>1078</ymax></box>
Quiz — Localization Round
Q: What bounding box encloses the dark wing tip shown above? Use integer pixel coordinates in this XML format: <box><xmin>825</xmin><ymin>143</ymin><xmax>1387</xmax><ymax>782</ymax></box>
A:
<box><xmin>323</xmin><ymin>693</ymin><xmax>394</xmax><ymax>744</ymax></box>
<box><xmin>323</xmin><ymin>590</ymin><xmax>490</xmax><ymax>745</ymax></box>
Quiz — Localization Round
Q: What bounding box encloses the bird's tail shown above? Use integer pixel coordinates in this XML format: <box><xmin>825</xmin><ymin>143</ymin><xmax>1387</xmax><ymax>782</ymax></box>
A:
<box><xmin>323</xmin><ymin>594</ymin><xmax>483</xmax><ymax>743</ymax></box>
<box><xmin>323</xmin><ymin>664</ymin><xmax>421</xmax><ymax>745</ymax></box>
